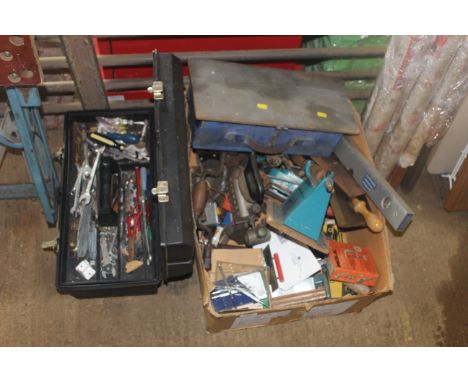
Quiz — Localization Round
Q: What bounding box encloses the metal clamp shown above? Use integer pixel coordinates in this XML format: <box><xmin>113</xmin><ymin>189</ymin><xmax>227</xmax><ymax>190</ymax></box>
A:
<box><xmin>151</xmin><ymin>180</ymin><xmax>169</xmax><ymax>203</ymax></box>
<box><xmin>147</xmin><ymin>81</ymin><xmax>164</xmax><ymax>100</ymax></box>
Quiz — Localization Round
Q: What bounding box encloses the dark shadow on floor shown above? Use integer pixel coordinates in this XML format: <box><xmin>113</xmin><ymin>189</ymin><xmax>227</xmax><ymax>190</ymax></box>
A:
<box><xmin>436</xmin><ymin>230</ymin><xmax>468</xmax><ymax>346</ymax></box>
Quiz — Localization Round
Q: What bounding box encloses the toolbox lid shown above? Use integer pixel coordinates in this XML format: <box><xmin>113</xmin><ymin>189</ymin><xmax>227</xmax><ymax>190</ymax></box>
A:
<box><xmin>153</xmin><ymin>52</ymin><xmax>195</xmax><ymax>282</ymax></box>
<box><xmin>189</xmin><ymin>59</ymin><xmax>359</xmax><ymax>135</ymax></box>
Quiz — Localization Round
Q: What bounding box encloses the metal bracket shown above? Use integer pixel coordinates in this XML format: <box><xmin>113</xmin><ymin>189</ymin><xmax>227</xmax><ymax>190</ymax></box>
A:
<box><xmin>0</xmin><ymin>36</ymin><xmax>43</xmax><ymax>87</ymax></box>
<box><xmin>147</xmin><ymin>81</ymin><xmax>164</xmax><ymax>100</ymax></box>
<box><xmin>152</xmin><ymin>180</ymin><xmax>169</xmax><ymax>203</ymax></box>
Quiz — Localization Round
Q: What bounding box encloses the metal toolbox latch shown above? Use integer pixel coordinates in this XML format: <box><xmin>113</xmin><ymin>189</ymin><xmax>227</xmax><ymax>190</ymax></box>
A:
<box><xmin>152</xmin><ymin>180</ymin><xmax>169</xmax><ymax>203</ymax></box>
<box><xmin>147</xmin><ymin>81</ymin><xmax>164</xmax><ymax>100</ymax></box>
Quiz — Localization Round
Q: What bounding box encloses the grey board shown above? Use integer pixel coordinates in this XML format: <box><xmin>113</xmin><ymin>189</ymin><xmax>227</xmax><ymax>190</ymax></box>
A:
<box><xmin>189</xmin><ymin>59</ymin><xmax>359</xmax><ymax>135</ymax></box>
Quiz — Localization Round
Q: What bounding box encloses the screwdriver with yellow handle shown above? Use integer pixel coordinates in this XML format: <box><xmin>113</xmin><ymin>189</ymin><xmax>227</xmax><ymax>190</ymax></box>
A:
<box><xmin>89</xmin><ymin>132</ymin><xmax>126</xmax><ymax>151</ymax></box>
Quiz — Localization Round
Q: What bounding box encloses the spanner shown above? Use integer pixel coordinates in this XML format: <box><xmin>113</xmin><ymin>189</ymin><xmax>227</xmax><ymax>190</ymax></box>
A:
<box><xmin>70</xmin><ymin>163</ymin><xmax>91</xmax><ymax>215</ymax></box>
<box><xmin>79</xmin><ymin>146</ymin><xmax>105</xmax><ymax>206</ymax></box>
<box><xmin>70</xmin><ymin>136</ymin><xmax>92</xmax><ymax>216</ymax></box>
<box><xmin>70</xmin><ymin>164</ymin><xmax>84</xmax><ymax>216</ymax></box>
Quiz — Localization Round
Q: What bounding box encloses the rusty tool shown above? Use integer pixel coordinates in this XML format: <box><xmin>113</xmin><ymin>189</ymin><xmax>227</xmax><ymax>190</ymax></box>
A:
<box><xmin>313</xmin><ymin>155</ymin><xmax>362</xmax><ymax>197</ymax></box>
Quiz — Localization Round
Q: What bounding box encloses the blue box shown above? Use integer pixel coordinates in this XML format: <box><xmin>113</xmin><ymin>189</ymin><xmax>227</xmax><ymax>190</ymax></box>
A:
<box><xmin>191</xmin><ymin>120</ymin><xmax>342</xmax><ymax>157</ymax></box>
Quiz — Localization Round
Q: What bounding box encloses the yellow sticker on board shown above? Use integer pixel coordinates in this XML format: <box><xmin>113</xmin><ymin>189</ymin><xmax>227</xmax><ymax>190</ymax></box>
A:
<box><xmin>316</xmin><ymin>111</ymin><xmax>328</xmax><ymax>118</ymax></box>
<box><xmin>257</xmin><ymin>103</ymin><xmax>269</xmax><ymax>110</ymax></box>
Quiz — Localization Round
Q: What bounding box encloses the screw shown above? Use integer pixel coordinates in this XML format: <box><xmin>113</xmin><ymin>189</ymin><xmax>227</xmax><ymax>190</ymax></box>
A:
<box><xmin>9</xmin><ymin>36</ymin><xmax>24</xmax><ymax>47</ymax></box>
<box><xmin>8</xmin><ymin>72</ymin><xmax>21</xmax><ymax>83</ymax></box>
<box><xmin>381</xmin><ymin>196</ymin><xmax>392</xmax><ymax>209</ymax></box>
<box><xmin>0</xmin><ymin>50</ymin><xmax>13</xmax><ymax>61</ymax></box>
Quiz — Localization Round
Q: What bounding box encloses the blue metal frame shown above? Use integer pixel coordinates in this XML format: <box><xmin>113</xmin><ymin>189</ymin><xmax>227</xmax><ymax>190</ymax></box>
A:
<box><xmin>0</xmin><ymin>88</ymin><xmax>59</xmax><ymax>224</ymax></box>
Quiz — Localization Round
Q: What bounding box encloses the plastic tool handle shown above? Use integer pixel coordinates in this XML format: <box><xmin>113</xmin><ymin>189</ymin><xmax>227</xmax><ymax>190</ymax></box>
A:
<box><xmin>135</xmin><ymin>167</ymin><xmax>142</xmax><ymax>197</ymax></box>
<box><xmin>104</xmin><ymin>132</ymin><xmax>140</xmax><ymax>145</ymax></box>
<box><xmin>140</xmin><ymin>167</ymin><xmax>147</xmax><ymax>194</ymax></box>
<box><xmin>90</xmin><ymin>132</ymin><xmax>125</xmax><ymax>151</ymax></box>
<box><xmin>98</xmin><ymin>156</ymin><xmax>118</xmax><ymax>226</ymax></box>
<box><xmin>352</xmin><ymin>198</ymin><xmax>384</xmax><ymax>233</ymax></box>
<box><xmin>99</xmin><ymin>157</ymin><xmax>112</xmax><ymax>209</ymax></box>
<box><xmin>273</xmin><ymin>253</ymin><xmax>284</xmax><ymax>282</ymax></box>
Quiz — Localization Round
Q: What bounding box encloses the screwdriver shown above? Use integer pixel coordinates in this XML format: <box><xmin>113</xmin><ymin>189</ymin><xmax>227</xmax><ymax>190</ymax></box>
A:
<box><xmin>89</xmin><ymin>132</ymin><xmax>125</xmax><ymax>151</ymax></box>
<box><xmin>103</xmin><ymin>132</ymin><xmax>140</xmax><ymax>145</ymax></box>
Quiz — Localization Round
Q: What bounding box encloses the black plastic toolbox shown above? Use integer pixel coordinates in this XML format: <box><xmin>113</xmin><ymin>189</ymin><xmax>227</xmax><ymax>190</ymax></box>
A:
<box><xmin>56</xmin><ymin>53</ymin><xmax>194</xmax><ymax>297</ymax></box>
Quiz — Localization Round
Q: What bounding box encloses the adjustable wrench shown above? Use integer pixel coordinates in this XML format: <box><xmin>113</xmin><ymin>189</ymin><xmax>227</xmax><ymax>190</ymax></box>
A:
<box><xmin>79</xmin><ymin>146</ymin><xmax>105</xmax><ymax>206</ymax></box>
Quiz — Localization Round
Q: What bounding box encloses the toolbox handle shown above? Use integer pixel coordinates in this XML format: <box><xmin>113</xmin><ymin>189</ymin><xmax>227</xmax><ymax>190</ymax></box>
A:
<box><xmin>245</xmin><ymin>137</ymin><xmax>297</xmax><ymax>155</ymax></box>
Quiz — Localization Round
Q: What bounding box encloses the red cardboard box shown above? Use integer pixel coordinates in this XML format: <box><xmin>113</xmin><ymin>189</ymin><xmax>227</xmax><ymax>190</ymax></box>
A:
<box><xmin>327</xmin><ymin>240</ymin><xmax>379</xmax><ymax>287</ymax></box>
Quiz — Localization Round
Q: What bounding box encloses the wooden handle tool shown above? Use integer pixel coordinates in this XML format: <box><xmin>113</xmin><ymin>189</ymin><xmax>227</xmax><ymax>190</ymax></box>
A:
<box><xmin>351</xmin><ymin>198</ymin><xmax>384</xmax><ymax>233</ymax></box>
<box><xmin>313</xmin><ymin>156</ymin><xmax>386</xmax><ymax>233</ymax></box>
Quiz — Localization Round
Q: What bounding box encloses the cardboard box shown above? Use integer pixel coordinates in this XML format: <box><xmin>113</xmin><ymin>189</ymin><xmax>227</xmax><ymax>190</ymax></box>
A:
<box><xmin>209</xmin><ymin>248</ymin><xmax>266</xmax><ymax>283</ymax></box>
<box><xmin>192</xmin><ymin>117</ymin><xmax>394</xmax><ymax>333</ymax></box>
<box><xmin>327</xmin><ymin>240</ymin><xmax>379</xmax><ymax>287</ymax></box>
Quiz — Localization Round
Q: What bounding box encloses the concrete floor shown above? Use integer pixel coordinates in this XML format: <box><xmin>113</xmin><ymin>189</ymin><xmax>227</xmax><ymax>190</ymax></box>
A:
<box><xmin>0</xmin><ymin>127</ymin><xmax>466</xmax><ymax>346</ymax></box>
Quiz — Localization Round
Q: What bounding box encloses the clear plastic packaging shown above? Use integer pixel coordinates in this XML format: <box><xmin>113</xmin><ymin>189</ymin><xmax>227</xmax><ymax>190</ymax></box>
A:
<box><xmin>400</xmin><ymin>37</ymin><xmax>468</xmax><ymax>168</ymax></box>
<box><xmin>211</xmin><ymin>261</ymin><xmax>270</xmax><ymax>313</ymax></box>
<box><xmin>363</xmin><ymin>36</ymin><xmax>436</xmax><ymax>156</ymax></box>
<box><xmin>363</xmin><ymin>36</ymin><xmax>468</xmax><ymax>177</ymax></box>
